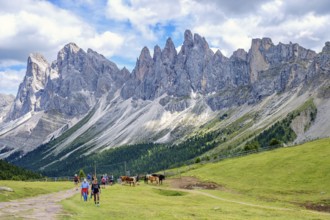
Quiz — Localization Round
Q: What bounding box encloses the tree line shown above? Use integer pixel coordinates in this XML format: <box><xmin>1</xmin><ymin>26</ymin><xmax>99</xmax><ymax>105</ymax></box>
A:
<box><xmin>0</xmin><ymin>159</ymin><xmax>42</xmax><ymax>180</ymax></box>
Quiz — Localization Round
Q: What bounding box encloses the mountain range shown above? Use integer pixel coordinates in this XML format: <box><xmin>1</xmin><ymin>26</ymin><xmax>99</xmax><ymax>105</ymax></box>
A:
<box><xmin>0</xmin><ymin>30</ymin><xmax>329</xmax><ymax>174</ymax></box>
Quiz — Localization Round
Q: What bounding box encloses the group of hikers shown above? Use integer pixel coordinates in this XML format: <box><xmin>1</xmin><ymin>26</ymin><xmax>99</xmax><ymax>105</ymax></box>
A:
<box><xmin>74</xmin><ymin>173</ymin><xmax>114</xmax><ymax>206</ymax></box>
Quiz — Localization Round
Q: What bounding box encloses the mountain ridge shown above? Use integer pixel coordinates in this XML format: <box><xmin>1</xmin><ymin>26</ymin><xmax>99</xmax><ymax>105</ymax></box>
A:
<box><xmin>0</xmin><ymin>30</ymin><xmax>329</xmax><ymax>166</ymax></box>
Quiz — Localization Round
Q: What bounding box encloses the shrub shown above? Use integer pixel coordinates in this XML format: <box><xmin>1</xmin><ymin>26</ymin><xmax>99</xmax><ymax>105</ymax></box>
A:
<box><xmin>244</xmin><ymin>141</ymin><xmax>260</xmax><ymax>151</ymax></box>
<box><xmin>78</xmin><ymin>169</ymin><xmax>86</xmax><ymax>179</ymax></box>
<box><xmin>269</xmin><ymin>138</ymin><xmax>281</xmax><ymax>146</ymax></box>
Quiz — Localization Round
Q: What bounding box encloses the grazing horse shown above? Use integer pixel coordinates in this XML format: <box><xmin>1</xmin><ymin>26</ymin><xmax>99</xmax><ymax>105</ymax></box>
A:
<box><xmin>120</xmin><ymin>175</ymin><xmax>128</xmax><ymax>184</ymax></box>
<box><xmin>120</xmin><ymin>176</ymin><xmax>137</xmax><ymax>186</ymax></box>
<box><xmin>152</xmin><ymin>174</ymin><xmax>165</xmax><ymax>184</ymax></box>
<box><xmin>146</xmin><ymin>174</ymin><xmax>159</xmax><ymax>184</ymax></box>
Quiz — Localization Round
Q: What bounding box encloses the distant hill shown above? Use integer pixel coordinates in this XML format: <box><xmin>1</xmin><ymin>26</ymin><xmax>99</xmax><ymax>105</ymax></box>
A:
<box><xmin>0</xmin><ymin>159</ymin><xmax>42</xmax><ymax>180</ymax></box>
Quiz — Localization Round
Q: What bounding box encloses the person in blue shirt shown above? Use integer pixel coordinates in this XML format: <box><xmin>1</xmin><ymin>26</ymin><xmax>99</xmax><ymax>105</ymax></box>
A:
<box><xmin>81</xmin><ymin>178</ymin><xmax>90</xmax><ymax>201</ymax></box>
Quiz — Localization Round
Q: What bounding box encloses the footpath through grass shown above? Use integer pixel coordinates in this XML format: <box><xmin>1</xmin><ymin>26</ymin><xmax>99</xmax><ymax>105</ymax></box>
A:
<box><xmin>0</xmin><ymin>180</ymin><xmax>73</xmax><ymax>202</ymax></box>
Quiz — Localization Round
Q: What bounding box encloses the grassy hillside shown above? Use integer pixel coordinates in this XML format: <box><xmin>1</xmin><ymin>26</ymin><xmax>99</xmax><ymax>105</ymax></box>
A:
<box><xmin>182</xmin><ymin>137</ymin><xmax>330</xmax><ymax>206</ymax></box>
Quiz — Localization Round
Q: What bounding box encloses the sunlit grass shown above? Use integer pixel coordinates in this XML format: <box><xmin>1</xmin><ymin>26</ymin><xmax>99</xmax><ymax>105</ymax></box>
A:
<box><xmin>61</xmin><ymin>182</ymin><xmax>329</xmax><ymax>219</ymax></box>
<box><xmin>184</xmin><ymin>138</ymin><xmax>330</xmax><ymax>206</ymax></box>
<box><xmin>0</xmin><ymin>180</ymin><xmax>73</xmax><ymax>202</ymax></box>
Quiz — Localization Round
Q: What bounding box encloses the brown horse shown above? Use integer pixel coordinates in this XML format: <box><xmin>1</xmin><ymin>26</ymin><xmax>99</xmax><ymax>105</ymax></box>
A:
<box><xmin>146</xmin><ymin>174</ymin><xmax>159</xmax><ymax>184</ymax></box>
<box><xmin>120</xmin><ymin>176</ymin><xmax>136</xmax><ymax>186</ymax></box>
<box><xmin>152</xmin><ymin>174</ymin><xmax>165</xmax><ymax>184</ymax></box>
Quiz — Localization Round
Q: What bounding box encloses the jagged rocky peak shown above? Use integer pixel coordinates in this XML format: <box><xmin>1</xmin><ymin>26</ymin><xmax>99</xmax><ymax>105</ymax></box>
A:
<box><xmin>231</xmin><ymin>49</ymin><xmax>248</xmax><ymax>61</ymax></box>
<box><xmin>139</xmin><ymin>46</ymin><xmax>152</xmax><ymax>61</ymax></box>
<box><xmin>248</xmin><ymin>38</ymin><xmax>272</xmax><ymax>82</ymax></box>
<box><xmin>7</xmin><ymin>53</ymin><xmax>49</xmax><ymax>120</ymax></box>
<box><xmin>25</xmin><ymin>53</ymin><xmax>49</xmax><ymax>89</ymax></box>
<box><xmin>56</xmin><ymin>42</ymin><xmax>84</xmax><ymax>65</ymax></box>
<box><xmin>193</xmin><ymin>33</ymin><xmax>211</xmax><ymax>52</ymax></box>
<box><xmin>62</xmin><ymin>42</ymin><xmax>80</xmax><ymax>53</ymax></box>
<box><xmin>28</xmin><ymin>53</ymin><xmax>49</xmax><ymax>69</ymax></box>
<box><xmin>251</xmin><ymin>37</ymin><xmax>274</xmax><ymax>51</ymax></box>
<box><xmin>153</xmin><ymin>45</ymin><xmax>162</xmax><ymax>61</ymax></box>
<box><xmin>181</xmin><ymin>30</ymin><xmax>212</xmax><ymax>55</ymax></box>
<box><xmin>161</xmin><ymin>37</ymin><xmax>177</xmax><ymax>64</ymax></box>
<box><xmin>58</xmin><ymin>42</ymin><xmax>81</xmax><ymax>57</ymax></box>
<box><xmin>183</xmin><ymin>29</ymin><xmax>194</xmax><ymax>48</ymax></box>
<box><xmin>135</xmin><ymin>46</ymin><xmax>153</xmax><ymax>81</ymax></box>
<box><xmin>322</xmin><ymin>42</ymin><xmax>330</xmax><ymax>53</ymax></box>
<box><xmin>214</xmin><ymin>49</ymin><xmax>226</xmax><ymax>60</ymax></box>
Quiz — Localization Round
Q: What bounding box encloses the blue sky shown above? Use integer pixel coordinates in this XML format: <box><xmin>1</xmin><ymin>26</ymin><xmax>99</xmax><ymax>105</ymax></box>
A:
<box><xmin>1</xmin><ymin>0</ymin><xmax>330</xmax><ymax>95</ymax></box>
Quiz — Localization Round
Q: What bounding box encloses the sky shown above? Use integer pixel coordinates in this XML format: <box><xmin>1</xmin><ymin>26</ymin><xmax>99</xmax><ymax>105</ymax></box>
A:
<box><xmin>0</xmin><ymin>0</ymin><xmax>329</xmax><ymax>95</ymax></box>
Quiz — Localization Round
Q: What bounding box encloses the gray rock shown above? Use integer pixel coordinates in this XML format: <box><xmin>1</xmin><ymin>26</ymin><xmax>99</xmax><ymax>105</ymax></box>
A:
<box><xmin>0</xmin><ymin>186</ymin><xmax>14</xmax><ymax>192</ymax></box>
<box><xmin>7</xmin><ymin>53</ymin><xmax>49</xmax><ymax>120</ymax></box>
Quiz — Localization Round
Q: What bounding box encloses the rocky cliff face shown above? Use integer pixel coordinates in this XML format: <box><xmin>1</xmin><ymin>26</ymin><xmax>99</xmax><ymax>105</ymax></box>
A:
<box><xmin>8</xmin><ymin>30</ymin><xmax>321</xmax><ymax>120</ymax></box>
<box><xmin>1</xmin><ymin>43</ymin><xmax>129</xmax><ymax>156</ymax></box>
<box><xmin>8</xmin><ymin>43</ymin><xmax>129</xmax><ymax>121</ymax></box>
<box><xmin>8</xmin><ymin>53</ymin><xmax>49</xmax><ymax>120</ymax></box>
<box><xmin>1</xmin><ymin>30</ymin><xmax>329</xmax><ymax>159</ymax></box>
<box><xmin>0</xmin><ymin>94</ymin><xmax>14</xmax><ymax>122</ymax></box>
<box><xmin>121</xmin><ymin>31</ymin><xmax>319</xmax><ymax>112</ymax></box>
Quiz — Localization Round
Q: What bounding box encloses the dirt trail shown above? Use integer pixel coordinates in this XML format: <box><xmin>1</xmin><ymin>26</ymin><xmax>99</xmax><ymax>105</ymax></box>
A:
<box><xmin>0</xmin><ymin>188</ymin><xmax>78</xmax><ymax>220</ymax></box>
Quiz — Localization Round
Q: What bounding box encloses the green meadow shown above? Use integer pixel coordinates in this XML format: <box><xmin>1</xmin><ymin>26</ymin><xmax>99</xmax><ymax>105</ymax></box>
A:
<box><xmin>0</xmin><ymin>180</ymin><xmax>73</xmax><ymax>202</ymax></box>
<box><xmin>60</xmin><ymin>138</ymin><xmax>330</xmax><ymax>219</ymax></box>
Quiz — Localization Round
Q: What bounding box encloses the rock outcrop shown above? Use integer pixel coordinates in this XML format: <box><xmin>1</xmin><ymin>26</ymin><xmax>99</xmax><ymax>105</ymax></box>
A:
<box><xmin>0</xmin><ymin>94</ymin><xmax>14</xmax><ymax>122</ymax></box>
<box><xmin>8</xmin><ymin>53</ymin><xmax>49</xmax><ymax>120</ymax></box>
<box><xmin>8</xmin><ymin>43</ymin><xmax>129</xmax><ymax>120</ymax></box>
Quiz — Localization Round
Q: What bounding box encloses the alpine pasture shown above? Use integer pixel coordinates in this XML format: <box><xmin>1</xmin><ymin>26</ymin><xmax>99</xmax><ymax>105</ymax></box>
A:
<box><xmin>59</xmin><ymin>138</ymin><xmax>330</xmax><ymax>219</ymax></box>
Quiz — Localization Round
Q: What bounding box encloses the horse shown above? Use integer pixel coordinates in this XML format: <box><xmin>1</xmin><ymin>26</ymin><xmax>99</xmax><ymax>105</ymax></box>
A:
<box><xmin>146</xmin><ymin>174</ymin><xmax>159</xmax><ymax>184</ymax></box>
<box><xmin>120</xmin><ymin>175</ymin><xmax>128</xmax><ymax>184</ymax></box>
<box><xmin>120</xmin><ymin>176</ymin><xmax>137</xmax><ymax>186</ymax></box>
<box><xmin>152</xmin><ymin>174</ymin><xmax>165</xmax><ymax>184</ymax></box>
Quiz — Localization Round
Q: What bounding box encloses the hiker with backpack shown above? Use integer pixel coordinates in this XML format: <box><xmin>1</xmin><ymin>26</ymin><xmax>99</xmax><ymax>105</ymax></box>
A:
<box><xmin>91</xmin><ymin>178</ymin><xmax>101</xmax><ymax>206</ymax></box>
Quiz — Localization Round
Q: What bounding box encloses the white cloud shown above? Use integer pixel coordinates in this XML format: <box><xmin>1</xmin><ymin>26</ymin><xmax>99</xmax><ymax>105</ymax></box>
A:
<box><xmin>105</xmin><ymin>0</ymin><xmax>189</xmax><ymax>40</ymax></box>
<box><xmin>183</xmin><ymin>0</ymin><xmax>330</xmax><ymax>55</ymax></box>
<box><xmin>0</xmin><ymin>14</ymin><xmax>17</xmax><ymax>40</ymax></box>
<box><xmin>86</xmin><ymin>31</ymin><xmax>125</xmax><ymax>57</ymax></box>
<box><xmin>0</xmin><ymin>0</ymin><xmax>125</xmax><ymax>62</ymax></box>
<box><xmin>0</xmin><ymin>69</ymin><xmax>26</xmax><ymax>95</ymax></box>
